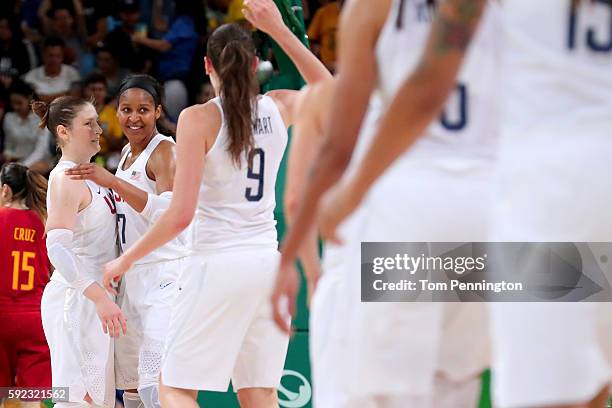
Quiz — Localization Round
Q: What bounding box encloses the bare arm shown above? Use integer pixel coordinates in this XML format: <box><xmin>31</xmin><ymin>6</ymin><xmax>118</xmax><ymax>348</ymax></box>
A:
<box><xmin>278</xmin><ymin>0</ymin><xmax>389</xmax><ymax>268</ymax></box>
<box><xmin>71</xmin><ymin>0</ymin><xmax>88</xmax><ymax>38</ymax></box>
<box><xmin>284</xmin><ymin>81</ymin><xmax>335</xmax><ymax>293</ymax></box>
<box><xmin>145</xmin><ymin>140</ymin><xmax>176</xmax><ymax>194</ymax></box>
<box><xmin>37</xmin><ymin>0</ymin><xmax>53</xmax><ymax>35</ymax></box>
<box><xmin>132</xmin><ymin>36</ymin><xmax>172</xmax><ymax>53</ymax></box>
<box><xmin>46</xmin><ymin>172</ymin><xmax>126</xmax><ymax>337</ymax></box>
<box><xmin>66</xmin><ymin>140</ymin><xmax>176</xmax><ymax>213</ymax></box>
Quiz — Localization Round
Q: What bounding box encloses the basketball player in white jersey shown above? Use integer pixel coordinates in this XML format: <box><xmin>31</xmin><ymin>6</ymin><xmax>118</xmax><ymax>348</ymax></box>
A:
<box><xmin>486</xmin><ymin>1</ymin><xmax>612</xmax><ymax>407</ymax></box>
<box><xmin>65</xmin><ymin>75</ymin><xmax>185</xmax><ymax>408</ymax></box>
<box><xmin>101</xmin><ymin>0</ymin><xmax>331</xmax><ymax>406</ymax></box>
<box><xmin>273</xmin><ymin>0</ymin><xmax>495</xmax><ymax>406</ymax></box>
<box><xmin>35</xmin><ymin>96</ymin><xmax>125</xmax><ymax>408</ymax></box>
<box><xmin>284</xmin><ymin>76</ymin><xmax>384</xmax><ymax>408</ymax></box>
<box><xmin>304</xmin><ymin>2</ymin><xmax>612</xmax><ymax>407</ymax></box>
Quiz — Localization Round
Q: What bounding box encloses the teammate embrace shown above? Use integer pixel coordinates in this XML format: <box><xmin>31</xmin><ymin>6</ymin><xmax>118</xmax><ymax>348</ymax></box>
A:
<box><xmin>38</xmin><ymin>0</ymin><xmax>330</xmax><ymax>407</ymax></box>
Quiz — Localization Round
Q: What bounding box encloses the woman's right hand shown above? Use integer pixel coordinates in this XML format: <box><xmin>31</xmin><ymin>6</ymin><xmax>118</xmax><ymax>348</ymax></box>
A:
<box><xmin>94</xmin><ymin>297</ymin><xmax>127</xmax><ymax>338</ymax></box>
<box><xmin>65</xmin><ymin>163</ymin><xmax>117</xmax><ymax>189</ymax></box>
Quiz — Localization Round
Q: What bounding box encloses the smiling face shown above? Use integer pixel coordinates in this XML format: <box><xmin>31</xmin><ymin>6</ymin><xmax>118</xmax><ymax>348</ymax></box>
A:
<box><xmin>57</xmin><ymin>103</ymin><xmax>103</xmax><ymax>158</ymax></box>
<box><xmin>117</xmin><ymin>88</ymin><xmax>161</xmax><ymax>144</ymax></box>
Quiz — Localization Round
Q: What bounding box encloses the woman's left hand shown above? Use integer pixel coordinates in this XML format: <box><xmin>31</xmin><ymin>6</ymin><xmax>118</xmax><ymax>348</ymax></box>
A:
<box><xmin>65</xmin><ymin>163</ymin><xmax>116</xmax><ymax>189</ymax></box>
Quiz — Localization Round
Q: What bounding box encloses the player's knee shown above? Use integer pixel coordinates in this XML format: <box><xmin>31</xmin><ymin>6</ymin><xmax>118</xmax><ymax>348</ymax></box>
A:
<box><xmin>158</xmin><ymin>385</ymin><xmax>180</xmax><ymax>408</ymax></box>
<box><xmin>237</xmin><ymin>387</ymin><xmax>277</xmax><ymax>408</ymax></box>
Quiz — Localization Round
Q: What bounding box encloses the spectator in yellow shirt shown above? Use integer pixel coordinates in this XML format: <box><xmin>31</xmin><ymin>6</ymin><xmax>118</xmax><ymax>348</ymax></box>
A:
<box><xmin>227</xmin><ymin>0</ymin><xmax>246</xmax><ymax>23</ymax></box>
<box><xmin>82</xmin><ymin>73</ymin><xmax>125</xmax><ymax>169</ymax></box>
<box><xmin>307</xmin><ymin>0</ymin><xmax>341</xmax><ymax>71</ymax></box>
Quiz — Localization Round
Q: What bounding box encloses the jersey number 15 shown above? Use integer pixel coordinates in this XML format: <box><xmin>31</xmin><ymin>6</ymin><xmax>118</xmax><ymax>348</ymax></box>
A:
<box><xmin>11</xmin><ymin>251</ymin><xmax>35</xmax><ymax>291</ymax></box>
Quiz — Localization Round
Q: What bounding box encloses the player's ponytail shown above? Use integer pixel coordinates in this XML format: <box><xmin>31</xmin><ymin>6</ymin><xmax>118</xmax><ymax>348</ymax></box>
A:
<box><xmin>0</xmin><ymin>163</ymin><xmax>48</xmax><ymax>222</ymax></box>
<box><xmin>31</xmin><ymin>96</ymin><xmax>90</xmax><ymax>147</ymax></box>
<box><xmin>207</xmin><ymin>24</ymin><xmax>259</xmax><ymax>167</ymax></box>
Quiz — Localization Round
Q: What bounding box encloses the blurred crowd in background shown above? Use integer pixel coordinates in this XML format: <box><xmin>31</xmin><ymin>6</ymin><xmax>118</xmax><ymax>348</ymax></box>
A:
<box><xmin>0</xmin><ymin>0</ymin><xmax>340</xmax><ymax>173</ymax></box>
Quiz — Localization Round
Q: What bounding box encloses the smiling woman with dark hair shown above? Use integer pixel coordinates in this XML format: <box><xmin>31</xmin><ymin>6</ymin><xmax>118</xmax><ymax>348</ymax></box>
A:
<box><xmin>65</xmin><ymin>74</ymin><xmax>186</xmax><ymax>408</ymax></box>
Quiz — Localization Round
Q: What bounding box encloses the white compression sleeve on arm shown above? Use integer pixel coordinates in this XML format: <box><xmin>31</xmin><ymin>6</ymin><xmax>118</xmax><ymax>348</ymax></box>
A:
<box><xmin>140</xmin><ymin>191</ymin><xmax>172</xmax><ymax>222</ymax></box>
<box><xmin>46</xmin><ymin>229</ymin><xmax>96</xmax><ymax>294</ymax></box>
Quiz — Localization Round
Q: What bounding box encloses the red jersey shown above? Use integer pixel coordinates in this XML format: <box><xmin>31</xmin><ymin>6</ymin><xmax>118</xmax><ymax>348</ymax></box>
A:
<box><xmin>0</xmin><ymin>207</ymin><xmax>49</xmax><ymax>311</ymax></box>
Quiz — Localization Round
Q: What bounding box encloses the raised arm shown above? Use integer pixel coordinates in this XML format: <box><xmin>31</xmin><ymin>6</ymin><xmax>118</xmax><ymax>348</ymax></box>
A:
<box><xmin>102</xmin><ymin>103</ymin><xmax>220</xmax><ymax>287</ymax></box>
<box><xmin>270</xmin><ymin>0</ymin><xmax>390</xmax><ymax>332</ymax></box>
<box><xmin>279</xmin><ymin>0</ymin><xmax>387</xmax><ymax>267</ymax></box>
<box><xmin>319</xmin><ymin>0</ymin><xmax>488</xmax><ymax>239</ymax></box>
<box><xmin>46</xmin><ymin>173</ymin><xmax>126</xmax><ymax>338</ymax></box>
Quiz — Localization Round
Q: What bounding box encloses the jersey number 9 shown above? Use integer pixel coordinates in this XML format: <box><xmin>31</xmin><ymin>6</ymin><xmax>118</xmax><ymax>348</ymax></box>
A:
<box><xmin>245</xmin><ymin>148</ymin><xmax>265</xmax><ymax>202</ymax></box>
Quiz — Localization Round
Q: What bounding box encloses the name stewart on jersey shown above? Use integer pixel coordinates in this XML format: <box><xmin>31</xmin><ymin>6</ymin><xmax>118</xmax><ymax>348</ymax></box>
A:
<box><xmin>253</xmin><ymin>116</ymin><xmax>273</xmax><ymax>135</ymax></box>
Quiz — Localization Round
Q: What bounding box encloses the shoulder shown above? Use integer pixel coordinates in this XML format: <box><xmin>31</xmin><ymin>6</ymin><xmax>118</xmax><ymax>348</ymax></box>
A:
<box><xmin>176</xmin><ymin>102</ymin><xmax>222</xmax><ymax>151</ymax></box>
<box><xmin>296</xmin><ymin>77</ymin><xmax>336</xmax><ymax>128</ymax></box>
<box><xmin>146</xmin><ymin>138</ymin><xmax>176</xmax><ymax>182</ymax></box>
<box><xmin>120</xmin><ymin>143</ymin><xmax>131</xmax><ymax>157</ymax></box>
<box><xmin>265</xmin><ymin>89</ymin><xmax>300</xmax><ymax>126</ymax></box>
<box><xmin>179</xmin><ymin>101</ymin><xmax>222</xmax><ymax>130</ymax></box>
<box><xmin>307</xmin><ymin>77</ymin><xmax>336</xmax><ymax>104</ymax></box>
<box><xmin>265</xmin><ymin>89</ymin><xmax>296</xmax><ymax>104</ymax></box>
<box><xmin>150</xmin><ymin>138</ymin><xmax>176</xmax><ymax>164</ymax></box>
<box><xmin>49</xmin><ymin>170</ymin><xmax>88</xmax><ymax>203</ymax></box>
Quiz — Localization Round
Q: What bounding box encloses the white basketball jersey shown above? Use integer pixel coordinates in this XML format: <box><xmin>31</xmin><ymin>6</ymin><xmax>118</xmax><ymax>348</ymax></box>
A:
<box><xmin>502</xmin><ymin>0</ymin><xmax>612</xmax><ymax>139</ymax></box>
<box><xmin>115</xmin><ymin>134</ymin><xmax>187</xmax><ymax>264</ymax></box>
<box><xmin>375</xmin><ymin>0</ymin><xmax>501</xmax><ymax>159</ymax></box>
<box><xmin>190</xmin><ymin>95</ymin><xmax>288</xmax><ymax>252</ymax></box>
<box><xmin>47</xmin><ymin>161</ymin><xmax>119</xmax><ymax>284</ymax></box>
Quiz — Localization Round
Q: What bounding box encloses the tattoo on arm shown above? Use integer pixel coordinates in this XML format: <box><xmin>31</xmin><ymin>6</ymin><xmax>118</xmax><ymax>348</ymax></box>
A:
<box><xmin>431</xmin><ymin>0</ymin><xmax>486</xmax><ymax>54</ymax></box>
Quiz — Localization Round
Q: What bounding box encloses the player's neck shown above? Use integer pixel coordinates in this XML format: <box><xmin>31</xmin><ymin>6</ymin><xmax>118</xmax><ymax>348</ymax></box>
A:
<box><xmin>129</xmin><ymin>130</ymin><xmax>157</xmax><ymax>156</ymax></box>
<box><xmin>4</xmin><ymin>200</ymin><xmax>28</xmax><ymax>210</ymax></box>
<box><xmin>61</xmin><ymin>152</ymin><xmax>92</xmax><ymax>165</ymax></box>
